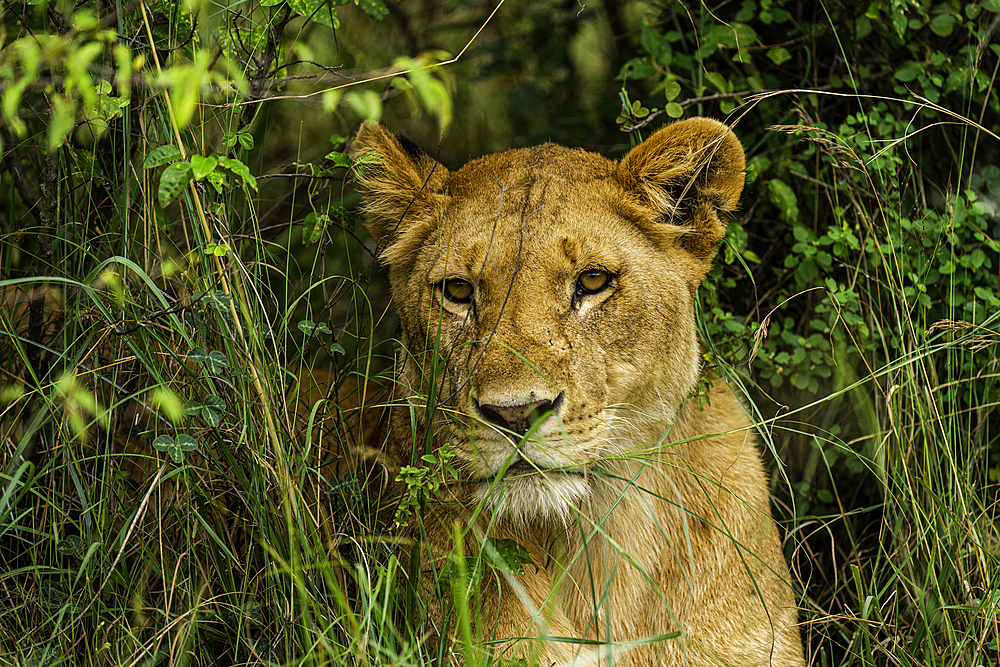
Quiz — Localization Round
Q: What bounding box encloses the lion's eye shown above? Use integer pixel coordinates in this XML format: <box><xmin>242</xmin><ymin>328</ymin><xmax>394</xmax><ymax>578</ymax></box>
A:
<box><xmin>441</xmin><ymin>278</ymin><xmax>473</xmax><ymax>303</ymax></box>
<box><xmin>577</xmin><ymin>269</ymin><xmax>611</xmax><ymax>295</ymax></box>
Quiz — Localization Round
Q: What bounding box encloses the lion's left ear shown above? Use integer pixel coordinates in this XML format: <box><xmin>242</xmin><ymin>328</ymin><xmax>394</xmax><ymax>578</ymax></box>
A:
<box><xmin>616</xmin><ymin>117</ymin><xmax>745</xmax><ymax>263</ymax></box>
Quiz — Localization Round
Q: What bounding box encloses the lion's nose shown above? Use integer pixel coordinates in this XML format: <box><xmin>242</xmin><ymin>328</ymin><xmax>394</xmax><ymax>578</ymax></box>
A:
<box><xmin>476</xmin><ymin>397</ymin><xmax>559</xmax><ymax>437</ymax></box>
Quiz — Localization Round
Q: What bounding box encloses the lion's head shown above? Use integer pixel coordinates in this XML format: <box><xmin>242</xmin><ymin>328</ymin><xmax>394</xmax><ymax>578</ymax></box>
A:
<box><xmin>352</xmin><ymin>119</ymin><xmax>745</xmax><ymax>524</ymax></box>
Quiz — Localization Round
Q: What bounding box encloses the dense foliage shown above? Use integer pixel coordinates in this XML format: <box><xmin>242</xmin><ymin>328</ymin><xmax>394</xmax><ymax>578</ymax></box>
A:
<box><xmin>1</xmin><ymin>0</ymin><xmax>998</xmax><ymax>665</ymax></box>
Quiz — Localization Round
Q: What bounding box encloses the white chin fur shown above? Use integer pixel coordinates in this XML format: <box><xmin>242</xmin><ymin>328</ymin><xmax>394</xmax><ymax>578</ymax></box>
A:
<box><xmin>475</xmin><ymin>473</ymin><xmax>589</xmax><ymax>526</ymax></box>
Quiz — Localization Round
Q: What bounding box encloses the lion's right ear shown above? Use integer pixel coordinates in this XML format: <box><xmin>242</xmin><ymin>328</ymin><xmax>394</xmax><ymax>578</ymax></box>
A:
<box><xmin>350</xmin><ymin>121</ymin><xmax>450</xmax><ymax>260</ymax></box>
<box><xmin>616</xmin><ymin>118</ymin><xmax>745</xmax><ymax>266</ymax></box>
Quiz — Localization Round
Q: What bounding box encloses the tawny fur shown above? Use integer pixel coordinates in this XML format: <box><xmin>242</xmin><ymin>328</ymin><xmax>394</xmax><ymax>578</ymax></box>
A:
<box><xmin>351</xmin><ymin>118</ymin><xmax>805</xmax><ymax>666</ymax></box>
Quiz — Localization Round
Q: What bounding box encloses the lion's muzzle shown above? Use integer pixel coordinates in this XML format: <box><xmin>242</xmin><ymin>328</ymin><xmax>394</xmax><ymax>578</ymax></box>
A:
<box><xmin>473</xmin><ymin>392</ymin><xmax>564</xmax><ymax>437</ymax></box>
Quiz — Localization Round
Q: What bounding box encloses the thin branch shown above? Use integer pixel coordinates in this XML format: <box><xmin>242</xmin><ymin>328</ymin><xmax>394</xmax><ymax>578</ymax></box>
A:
<box><xmin>257</xmin><ymin>172</ymin><xmax>348</xmax><ymax>181</ymax></box>
<box><xmin>239</xmin><ymin>5</ymin><xmax>294</xmax><ymax>131</ymax></box>
<box><xmin>618</xmin><ymin>74</ymin><xmax>910</xmax><ymax>132</ymax></box>
<box><xmin>620</xmin><ymin>88</ymin><xmax>777</xmax><ymax>132</ymax></box>
<box><xmin>269</xmin><ymin>59</ymin><xmax>353</xmax><ymax>80</ymax></box>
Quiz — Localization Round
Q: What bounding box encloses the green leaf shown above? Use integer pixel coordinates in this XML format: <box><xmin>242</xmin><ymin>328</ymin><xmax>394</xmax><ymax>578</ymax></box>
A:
<box><xmin>223</xmin><ymin>130</ymin><xmax>254</xmax><ymax>150</ymax></box>
<box><xmin>206</xmin><ymin>170</ymin><xmax>225</xmax><ymax>193</ymax></box>
<box><xmin>175</xmin><ymin>434</ymin><xmax>199</xmax><ymax>452</ymax></box>
<box><xmin>203</xmin><ymin>395</ymin><xmax>226</xmax><ymax>411</ymax></box>
<box><xmin>616</xmin><ymin>57</ymin><xmax>658</xmax><ymax>80</ymax></box>
<box><xmin>890</xmin><ymin>8</ymin><xmax>907</xmax><ymax>38</ymax></box>
<box><xmin>894</xmin><ymin>61</ymin><xmax>922</xmax><ymax>83</ymax></box>
<box><xmin>767</xmin><ymin>48</ymin><xmax>791</xmax><ymax>65</ymax></box>
<box><xmin>186</xmin><ymin>395</ymin><xmax>225</xmax><ymax>427</ymax></box>
<box><xmin>144</xmin><ymin>145</ymin><xmax>182</xmax><ymax>169</ymax></box>
<box><xmin>345</xmin><ymin>90</ymin><xmax>383</xmax><ymax>121</ymax></box>
<box><xmin>855</xmin><ymin>15</ymin><xmax>873</xmax><ymax>40</ymax></box>
<box><xmin>153</xmin><ymin>434</ymin><xmax>199</xmax><ymax>464</ymax></box>
<box><xmin>189</xmin><ymin>154</ymin><xmax>218</xmax><ymax>181</ymax></box>
<box><xmin>40</xmin><ymin>581</ymin><xmax>67</xmax><ymax>609</ymax></box>
<box><xmin>188</xmin><ymin>347</ymin><xmax>229</xmax><ymax>373</ymax></box>
<box><xmin>153</xmin><ymin>434</ymin><xmax>177</xmax><ymax>460</ymax></box>
<box><xmin>2</xmin><ymin>78</ymin><xmax>31</xmax><ymax>138</ymax></box>
<box><xmin>745</xmin><ymin>155</ymin><xmax>771</xmax><ymax>185</ymax></box>
<box><xmin>792</xmin><ymin>373</ymin><xmax>811</xmax><ymax>390</ymax></box>
<box><xmin>352</xmin><ymin>151</ymin><xmax>382</xmax><ymax>176</ymax></box>
<box><xmin>48</xmin><ymin>95</ymin><xmax>75</xmax><ymax>151</ymax></box>
<box><xmin>975</xmin><ymin>286</ymin><xmax>1000</xmax><ymax>304</ymax></box>
<box><xmin>289</xmin><ymin>0</ymin><xmax>339</xmax><ymax>27</ymax></box>
<box><xmin>729</xmin><ymin>22</ymin><xmax>757</xmax><ymax>47</ymax></box>
<box><xmin>704</xmin><ymin>71</ymin><xmax>730</xmax><ymax>94</ymax></box>
<box><xmin>662</xmin><ymin>79</ymin><xmax>681</xmax><ymax>101</ymax></box>
<box><xmin>207</xmin><ymin>351</ymin><xmax>229</xmax><ymax>371</ymax></box>
<box><xmin>167</xmin><ymin>66</ymin><xmax>202</xmax><ymax>130</ymax></box>
<box><xmin>325</xmin><ymin>151</ymin><xmax>352</xmax><ymax>168</ymax></box>
<box><xmin>768</xmin><ymin>178</ymin><xmax>799</xmax><ymax>222</ymax></box>
<box><xmin>483</xmin><ymin>538</ymin><xmax>533</xmax><ymax>575</ymax></box>
<box><xmin>205</xmin><ymin>242</ymin><xmax>229</xmax><ymax>256</ymax></box>
<box><xmin>640</xmin><ymin>21</ymin><xmax>671</xmax><ymax>64</ymax></box>
<box><xmin>57</xmin><ymin>535</ymin><xmax>84</xmax><ymax>556</ymax></box>
<box><xmin>394</xmin><ymin>57</ymin><xmax>454</xmax><ymax>134</ymax></box>
<box><xmin>298</xmin><ymin>319</ymin><xmax>333</xmax><ymax>335</ymax></box>
<box><xmin>188</xmin><ymin>346</ymin><xmax>209</xmax><ymax>365</ymax></box>
<box><xmin>200</xmin><ymin>406</ymin><xmax>221</xmax><ymax>428</ymax></box>
<box><xmin>302</xmin><ymin>212</ymin><xmax>330</xmax><ymax>245</ymax></box>
<box><xmin>221</xmin><ymin>130</ymin><xmax>253</xmax><ymax>151</ymax></box>
<box><xmin>158</xmin><ymin>162</ymin><xmax>193</xmax><ymax>207</ymax></box>
<box><xmin>640</xmin><ymin>22</ymin><xmax>658</xmax><ymax>58</ymax></box>
<box><xmin>358</xmin><ymin>0</ymin><xmax>388</xmax><ymax>20</ymax></box>
<box><xmin>329</xmin><ymin>205</ymin><xmax>352</xmax><ymax>224</ymax></box>
<box><xmin>199</xmin><ymin>290</ymin><xmax>234</xmax><ymax>312</ymax></box>
<box><xmin>966</xmin><ymin>248</ymin><xmax>987</xmax><ymax>270</ymax></box>
<box><xmin>929</xmin><ymin>13</ymin><xmax>955</xmax><ymax>37</ymax></box>
<box><xmin>217</xmin><ymin>156</ymin><xmax>257</xmax><ymax>191</ymax></box>
<box><xmin>665</xmin><ymin>102</ymin><xmax>684</xmax><ymax>118</ymax></box>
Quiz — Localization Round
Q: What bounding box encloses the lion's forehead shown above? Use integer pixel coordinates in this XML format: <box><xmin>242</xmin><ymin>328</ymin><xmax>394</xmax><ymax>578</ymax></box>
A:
<box><xmin>444</xmin><ymin>154</ymin><xmax>634</xmax><ymax>223</ymax></box>
<box><xmin>446</xmin><ymin>142</ymin><xmax>615</xmax><ymax>191</ymax></box>
<box><xmin>426</xmin><ymin>228</ymin><xmax>626</xmax><ymax>280</ymax></box>
<box><xmin>425</xmin><ymin>193</ymin><xmax>644</xmax><ymax>281</ymax></box>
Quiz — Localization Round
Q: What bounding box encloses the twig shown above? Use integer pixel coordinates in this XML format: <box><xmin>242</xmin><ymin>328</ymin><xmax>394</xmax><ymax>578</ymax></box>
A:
<box><xmin>257</xmin><ymin>172</ymin><xmax>347</xmax><ymax>180</ymax></box>
<box><xmin>239</xmin><ymin>5</ymin><xmax>294</xmax><ymax>131</ymax></box>
<box><xmin>270</xmin><ymin>59</ymin><xmax>353</xmax><ymax>80</ymax></box>
<box><xmin>620</xmin><ymin>89</ymin><xmax>773</xmax><ymax>132</ymax></box>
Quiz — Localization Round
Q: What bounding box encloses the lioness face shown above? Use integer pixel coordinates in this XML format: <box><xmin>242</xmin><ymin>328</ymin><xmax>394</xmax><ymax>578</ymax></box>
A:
<box><xmin>404</xmin><ymin>178</ymin><xmax>703</xmax><ymax>523</ymax></box>
<box><xmin>353</xmin><ymin>119</ymin><xmax>745</xmax><ymax>524</ymax></box>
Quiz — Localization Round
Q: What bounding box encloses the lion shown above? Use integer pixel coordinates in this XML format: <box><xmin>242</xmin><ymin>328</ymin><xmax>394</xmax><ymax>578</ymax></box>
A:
<box><xmin>349</xmin><ymin>118</ymin><xmax>806</xmax><ymax>666</ymax></box>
